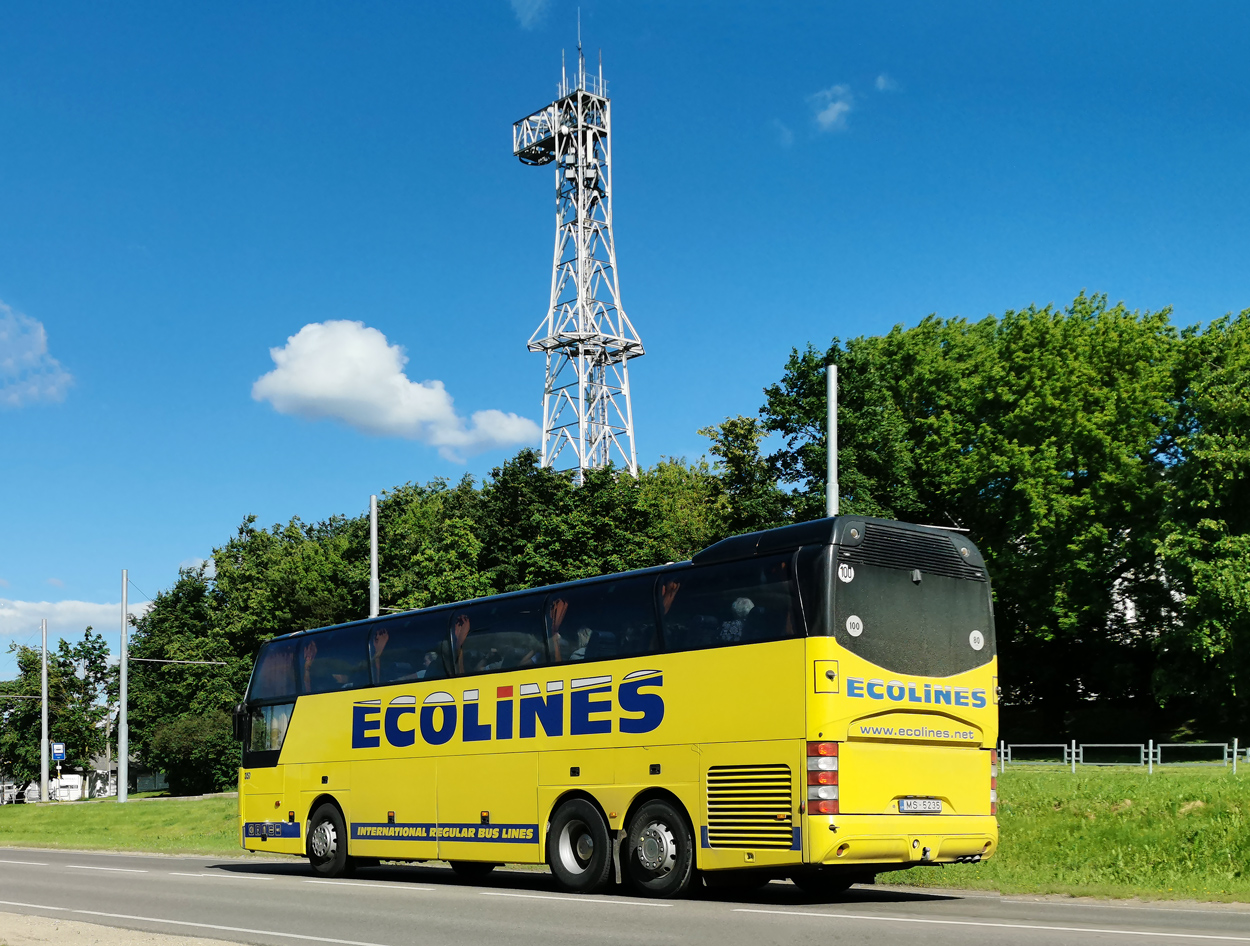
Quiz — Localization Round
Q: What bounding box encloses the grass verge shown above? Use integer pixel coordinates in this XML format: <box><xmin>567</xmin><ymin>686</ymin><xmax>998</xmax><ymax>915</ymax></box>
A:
<box><xmin>0</xmin><ymin>794</ymin><xmax>240</xmax><ymax>856</ymax></box>
<box><xmin>893</xmin><ymin>766</ymin><xmax>1249</xmax><ymax>902</ymax></box>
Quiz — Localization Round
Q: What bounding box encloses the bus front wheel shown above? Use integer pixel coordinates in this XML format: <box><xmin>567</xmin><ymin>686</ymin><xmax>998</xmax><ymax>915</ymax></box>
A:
<box><xmin>307</xmin><ymin>803</ymin><xmax>354</xmax><ymax>878</ymax></box>
<box><xmin>623</xmin><ymin>800</ymin><xmax>695</xmax><ymax>898</ymax></box>
<box><xmin>547</xmin><ymin>799</ymin><xmax>613</xmax><ymax>894</ymax></box>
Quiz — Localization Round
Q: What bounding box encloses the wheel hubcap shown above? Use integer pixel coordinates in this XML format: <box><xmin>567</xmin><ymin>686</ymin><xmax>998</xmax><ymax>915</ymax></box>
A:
<box><xmin>310</xmin><ymin>821</ymin><xmax>337</xmax><ymax>860</ymax></box>
<box><xmin>636</xmin><ymin>822</ymin><xmax>676</xmax><ymax>874</ymax></box>
<box><xmin>557</xmin><ymin>819</ymin><xmax>595</xmax><ymax>875</ymax></box>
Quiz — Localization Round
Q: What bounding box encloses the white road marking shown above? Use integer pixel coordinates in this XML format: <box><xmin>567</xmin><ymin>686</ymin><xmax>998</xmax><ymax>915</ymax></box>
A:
<box><xmin>168</xmin><ymin>871</ymin><xmax>273</xmax><ymax>880</ymax></box>
<box><xmin>0</xmin><ymin>900</ymin><xmax>68</xmax><ymax>911</ymax></box>
<box><xmin>0</xmin><ymin>899</ymin><xmax>398</xmax><ymax>946</ymax></box>
<box><xmin>0</xmin><ymin>859</ymin><xmax>48</xmax><ymax>866</ymax></box>
<box><xmin>66</xmin><ymin>865</ymin><xmax>148</xmax><ymax>873</ymax></box>
<box><xmin>734</xmin><ymin>908</ymin><xmax>1250</xmax><ymax>942</ymax></box>
<box><xmin>305</xmin><ymin>879</ymin><xmax>434</xmax><ymax>890</ymax></box>
<box><xmin>481</xmin><ymin>891</ymin><xmax>671</xmax><ymax>907</ymax></box>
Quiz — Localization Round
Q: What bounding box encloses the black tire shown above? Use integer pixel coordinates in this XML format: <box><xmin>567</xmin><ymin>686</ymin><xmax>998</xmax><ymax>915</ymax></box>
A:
<box><xmin>623</xmin><ymin>799</ymin><xmax>695</xmax><ymax>898</ymax></box>
<box><xmin>307</xmin><ymin>803</ymin><xmax>354</xmax><ymax>878</ymax></box>
<box><xmin>450</xmin><ymin>861</ymin><xmax>496</xmax><ymax>882</ymax></box>
<box><xmin>790</xmin><ymin>868</ymin><xmax>854</xmax><ymax>899</ymax></box>
<box><xmin>547</xmin><ymin>799</ymin><xmax>613</xmax><ymax>893</ymax></box>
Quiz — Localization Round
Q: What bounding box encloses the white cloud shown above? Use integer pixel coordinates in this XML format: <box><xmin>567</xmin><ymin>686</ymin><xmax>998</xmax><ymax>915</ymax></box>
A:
<box><xmin>0</xmin><ymin>598</ymin><xmax>152</xmax><ymax>646</ymax></box>
<box><xmin>252</xmin><ymin>320</ymin><xmax>540</xmax><ymax>461</ymax></box>
<box><xmin>875</xmin><ymin>73</ymin><xmax>898</xmax><ymax>92</ymax></box>
<box><xmin>772</xmin><ymin>119</ymin><xmax>794</xmax><ymax>148</ymax></box>
<box><xmin>510</xmin><ymin>0</ymin><xmax>549</xmax><ymax>29</ymax></box>
<box><xmin>810</xmin><ymin>84</ymin><xmax>854</xmax><ymax>132</ymax></box>
<box><xmin>179</xmin><ymin>557</ymin><xmax>217</xmax><ymax>578</ymax></box>
<box><xmin>0</xmin><ymin>300</ymin><xmax>74</xmax><ymax>408</ymax></box>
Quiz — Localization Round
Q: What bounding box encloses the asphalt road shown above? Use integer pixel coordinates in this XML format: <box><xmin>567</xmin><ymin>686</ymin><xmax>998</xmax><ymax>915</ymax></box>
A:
<box><xmin>1</xmin><ymin>847</ymin><xmax>1247</xmax><ymax>946</ymax></box>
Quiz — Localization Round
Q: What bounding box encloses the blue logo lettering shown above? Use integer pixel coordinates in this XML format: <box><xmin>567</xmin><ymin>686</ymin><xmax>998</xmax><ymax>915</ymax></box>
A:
<box><xmin>618</xmin><ymin>674</ymin><xmax>664</xmax><ymax>734</ymax></box>
<box><xmin>352</xmin><ymin>703</ymin><xmax>381</xmax><ymax>748</ymax></box>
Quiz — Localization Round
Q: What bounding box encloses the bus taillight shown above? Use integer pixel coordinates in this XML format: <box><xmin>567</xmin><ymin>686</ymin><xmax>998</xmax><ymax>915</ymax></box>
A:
<box><xmin>990</xmin><ymin>749</ymin><xmax>998</xmax><ymax>815</ymax></box>
<box><xmin>807</xmin><ymin>742</ymin><xmax>839</xmax><ymax>814</ymax></box>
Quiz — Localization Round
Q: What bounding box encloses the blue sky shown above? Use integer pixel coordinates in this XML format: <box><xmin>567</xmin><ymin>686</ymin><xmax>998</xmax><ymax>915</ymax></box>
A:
<box><xmin>3</xmin><ymin>1</ymin><xmax>1249</xmax><ymax>674</ymax></box>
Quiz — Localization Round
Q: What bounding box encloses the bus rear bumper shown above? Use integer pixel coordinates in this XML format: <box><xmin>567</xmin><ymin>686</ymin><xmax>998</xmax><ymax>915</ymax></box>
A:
<box><xmin>806</xmin><ymin>814</ymin><xmax>997</xmax><ymax>867</ymax></box>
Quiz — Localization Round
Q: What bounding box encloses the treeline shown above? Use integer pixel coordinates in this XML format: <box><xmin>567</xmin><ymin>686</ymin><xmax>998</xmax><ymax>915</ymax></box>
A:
<box><xmin>4</xmin><ymin>293</ymin><xmax>1245</xmax><ymax>792</ymax></box>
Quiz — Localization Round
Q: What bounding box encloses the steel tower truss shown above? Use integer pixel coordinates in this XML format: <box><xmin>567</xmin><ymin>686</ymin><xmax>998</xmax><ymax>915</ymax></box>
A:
<box><xmin>513</xmin><ymin>53</ymin><xmax>643</xmax><ymax>480</ymax></box>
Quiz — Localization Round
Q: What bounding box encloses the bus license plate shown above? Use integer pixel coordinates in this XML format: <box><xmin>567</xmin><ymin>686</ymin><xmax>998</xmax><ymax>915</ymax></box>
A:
<box><xmin>900</xmin><ymin>798</ymin><xmax>942</xmax><ymax>813</ymax></box>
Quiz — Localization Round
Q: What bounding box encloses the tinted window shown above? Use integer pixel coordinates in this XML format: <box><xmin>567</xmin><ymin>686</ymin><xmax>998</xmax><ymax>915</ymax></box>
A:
<box><xmin>249</xmin><ymin>638</ymin><xmax>300</xmax><ymax>701</ymax></box>
<box><xmin>831</xmin><ymin>564</ymin><xmax>995</xmax><ymax>676</ymax></box>
<box><xmin>299</xmin><ymin>626</ymin><xmax>371</xmax><ymax>693</ymax></box>
<box><xmin>546</xmin><ymin>576</ymin><xmax>659</xmax><ymax>663</ymax></box>
<box><xmin>451</xmin><ymin>595</ymin><xmax>546</xmax><ymax>675</ymax></box>
<box><xmin>369</xmin><ymin>612</ymin><xmax>450</xmax><ymax>684</ymax></box>
<box><xmin>657</xmin><ymin>554</ymin><xmax>800</xmax><ymax>652</ymax></box>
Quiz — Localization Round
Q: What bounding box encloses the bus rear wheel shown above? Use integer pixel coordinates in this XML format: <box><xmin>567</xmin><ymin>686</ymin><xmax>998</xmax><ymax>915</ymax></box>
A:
<box><xmin>307</xmin><ymin>803</ymin><xmax>354</xmax><ymax>878</ymax></box>
<box><xmin>624</xmin><ymin>800</ymin><xmax>695</xmax><ymax>898</ymax></box>
<box><xmin>547</xmin><ymin>799</ymin><xmax>613</xmax><ymax>894</ymax></box>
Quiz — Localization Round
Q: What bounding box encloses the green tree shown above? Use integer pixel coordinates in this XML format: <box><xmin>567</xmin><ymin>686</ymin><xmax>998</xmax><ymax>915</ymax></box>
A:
<box><xmin>1156</xmin><ymin>310</ymin><xmax>1250</xmax><ymax>728</ymax></box>
<box><xmin>698</xmin><ymin>415</ymin><xmax>788</xmax><ymax>534</ymax></box>
<box><xmin>760</xmin><ymin>294</ymin><xmax>1181</xmax><ymax>725</ymax></box>
<box><xmin>0</xmin><ymin>628</ymin><xmax>112</xmax><ymax>784</ymax></box>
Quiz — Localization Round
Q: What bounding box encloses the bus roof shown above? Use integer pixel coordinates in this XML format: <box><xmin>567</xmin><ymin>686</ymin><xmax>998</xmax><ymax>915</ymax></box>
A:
<box><xmin>266</xmin><ymin>515</ymin><xmax>977</xmax><ymax>644</ymax></box>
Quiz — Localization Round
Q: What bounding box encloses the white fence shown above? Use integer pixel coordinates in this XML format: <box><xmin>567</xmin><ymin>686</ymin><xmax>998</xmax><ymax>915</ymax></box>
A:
<box><xmin>1002</xmin><ymin>739</ymin><xmax>1245</xmax><ymax>773</ymax></box>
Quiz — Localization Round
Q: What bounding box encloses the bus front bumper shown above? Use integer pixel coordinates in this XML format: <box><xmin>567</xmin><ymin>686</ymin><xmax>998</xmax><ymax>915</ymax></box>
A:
<box><xmin>806</xmin><ymin>814</ymin><xmax>997</xmax><ymax>867</ymax></box>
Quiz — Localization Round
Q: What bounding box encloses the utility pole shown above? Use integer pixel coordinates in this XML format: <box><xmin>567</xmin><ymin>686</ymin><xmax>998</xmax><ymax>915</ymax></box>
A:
<box><xmin>826</xmin><ymin>364</ymin><xmax>839</xmax><ymax>518</ymax></box>
<box><xmin>369</xmin><ymin>495</ymin><xmax>380</xmax><ymax>619</ymax></box>
<box><xmin>40</xmin><ymin>618</ymin><xmax>48</xmax><ymax>803</ymax></box>
<box><xmin>118</xmin><ymin>569</ymin><xmax>128</xmax><ymax>804</ymax></box>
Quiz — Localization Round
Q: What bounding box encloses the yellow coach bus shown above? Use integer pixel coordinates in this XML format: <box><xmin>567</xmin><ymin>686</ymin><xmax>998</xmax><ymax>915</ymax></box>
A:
<box><xmin>233</xmin><ymin>516</ymin><xmax>999</xmax><ymax>897</ymax></box>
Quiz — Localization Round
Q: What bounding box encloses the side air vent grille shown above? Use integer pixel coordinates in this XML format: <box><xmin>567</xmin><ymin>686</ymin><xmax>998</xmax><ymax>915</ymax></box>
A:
<box><xmin>706</xmin><ymin>764</ymin><xmax>794</xmax><ymax>849</ymax></box>
<box><xmin>840</xmin><ymin>523</ymin><xmax>984</xmax><ymax>581</ymax></box>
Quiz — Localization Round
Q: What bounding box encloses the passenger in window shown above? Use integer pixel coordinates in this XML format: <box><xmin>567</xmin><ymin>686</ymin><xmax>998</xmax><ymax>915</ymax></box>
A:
<box><xmin>569</xmin><ymin>626</ymin><xmax>593</xmax><ymax>661</ymax></box>
<box><xmin>369</xmin><ymin>626</ymin><xmax>390</xmax><ymax>681</ymax></box>
<box><xmin>547</xmin><ymin>597</ymin><xmax>571</xmax><ymax>662</ymax></box>
<box><xmin>451</xmin><ymin>611</ymin><xmax>478</xmax><ymax>673</ymax></box>
<box><xmin>419</xmin><ymin>651</ymin><xmax>443</xmax><ymax>679</ymax></box>
<box><xmin>659</xmin><ymin>578</ymin><xmax>681</xmax><ymax>615</ymax></box>
<box><xmin>718</xmin><ymin>596</ymin><xmax>754</xmax><ymax>643</ymax></box>
<box><xmin>302</xmin><ymin>639</ymin><xmax>318</xmax><ymax>692</ymax></box>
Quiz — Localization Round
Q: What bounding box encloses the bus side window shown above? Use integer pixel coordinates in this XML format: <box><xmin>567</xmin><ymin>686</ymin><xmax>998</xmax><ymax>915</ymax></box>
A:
<box><xmin>658</xmin><ymin>554</ymin><xmax>800</xmax><ymax>652</ymax></box>
<box><xmin>370</xmin><ymin>612</ymin><xmax>452</xmax><ymax>684</ymax></box>
<box><xmin>300</xmin><ymin>626</ymin><xmax>371</xmax><ymax>694</ymax></box>
<box><xmin>248</xmin><ymin>638</ymin><xmax>300</xmax><ymax>702</ymax></box>
<box><xmin>450</xmin><ymin>594</ymin><xmax>546</xmax><ymax>676</ymax></box>
<box><xmin>545</xmin><ymin>575</ymin><xmax>659</xmax><ymax>663</ymax></box>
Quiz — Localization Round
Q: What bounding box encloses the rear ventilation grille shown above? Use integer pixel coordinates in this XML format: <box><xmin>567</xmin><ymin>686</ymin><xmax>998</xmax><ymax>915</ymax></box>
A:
<box><xmin>706</xmin><ymin>764</ymin><xmax>793</xmax><ymax>849</ymax></box>
<box><xmin>841</xmin><ymin>523</ymin><xmax>985</xmax><ymax>581</ymax></box>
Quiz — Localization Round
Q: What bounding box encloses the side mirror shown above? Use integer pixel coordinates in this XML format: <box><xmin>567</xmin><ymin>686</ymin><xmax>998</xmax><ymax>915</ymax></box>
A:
<box><xmin>232</xmin><ymin>704</ymin><xmax>249</xmax><ymax>742</ymax></box>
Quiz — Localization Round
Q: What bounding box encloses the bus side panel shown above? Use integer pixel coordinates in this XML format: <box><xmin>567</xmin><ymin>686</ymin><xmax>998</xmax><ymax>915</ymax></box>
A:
<box><xmin>436</xmin><ymin>753</ymin><xmax>543</xmax><ymax>864</ymax></box>
<box><xmin>695</xmin><ymin>739</ymin><xmax>804</xmax><ymax>873</ymax></box>
<box><xmin>349</xmin><ymin>757</ymin><xmax>438</xmax><ymax>860</ymax></box>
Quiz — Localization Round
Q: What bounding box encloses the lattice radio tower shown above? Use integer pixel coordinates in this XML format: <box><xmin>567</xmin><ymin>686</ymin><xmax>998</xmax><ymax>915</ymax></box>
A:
<box><xmin>512</xmin><ymin>44</ymin><xmax>643</xmax><ymax>481</ymax></box>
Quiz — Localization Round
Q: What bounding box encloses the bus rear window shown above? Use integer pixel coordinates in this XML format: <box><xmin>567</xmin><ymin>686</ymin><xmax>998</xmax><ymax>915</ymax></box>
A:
<box><xmin>249</xmin><ymin>638</ymin><xmax>300</xmax><ymax>701</ymax></box>
<box><xmin>657</xmin><ymin>554</ymin><xmax>800</xmax><ymax>651</ymax></box>
<box><xmin>832</xmin><ymin>564</ymin><xmax>995</xmax><ymax>676</ymax></box>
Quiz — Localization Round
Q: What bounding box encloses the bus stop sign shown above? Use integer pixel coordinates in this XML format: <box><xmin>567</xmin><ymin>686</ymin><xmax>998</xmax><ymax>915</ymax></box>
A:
<box><xmin>51</xmin><ymin>743</ymin><xmax>66</xmax><ymax>761</ymax></box>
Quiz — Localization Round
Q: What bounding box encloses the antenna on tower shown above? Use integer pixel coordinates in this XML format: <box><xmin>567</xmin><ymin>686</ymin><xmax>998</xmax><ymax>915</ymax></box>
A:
<box><xmin>510</xmin><ymin>49</ymin><xmax>644</xmax><ymax>481</ymax></box>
